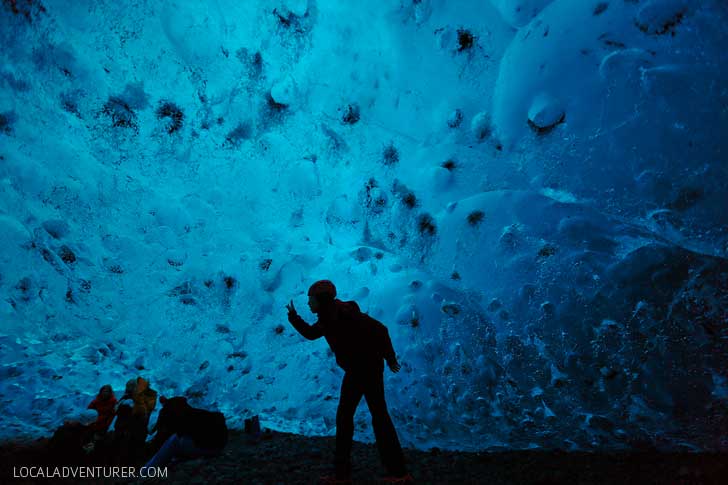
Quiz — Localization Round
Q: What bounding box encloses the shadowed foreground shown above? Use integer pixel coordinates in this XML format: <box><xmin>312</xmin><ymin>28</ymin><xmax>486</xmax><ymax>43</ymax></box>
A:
<box><xmin>2</xmin><ymin>430</ymin><xmax>726</xmax><ymax>484</ymax></box>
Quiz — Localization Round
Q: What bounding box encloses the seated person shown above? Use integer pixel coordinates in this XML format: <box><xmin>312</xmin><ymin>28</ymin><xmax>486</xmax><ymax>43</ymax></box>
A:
<box><xmin>87</xmin><ymin>384</ymin><xmax>117</xmax><ymax>434</ymax></box>
<box><xmin>145</xmin><ymin>396</ymin><xmax>228</xmax><ymax>468</ymax></box>
<box><xmin>110</xmin><ymin>378</ymin><xmax>150</xmax><ymax>465</ymax></box>
<box><xmin>47</xmin><ymin>409</ymin><xmax>98</xmax><ymax>465</ymax></box>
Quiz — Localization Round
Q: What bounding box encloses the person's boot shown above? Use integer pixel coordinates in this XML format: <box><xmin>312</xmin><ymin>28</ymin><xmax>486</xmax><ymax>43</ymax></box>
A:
<box><xmin>319</xmin><ymin>461</ymin><xmax>352</xmax><ymax>484</ymax></box>
<box><xmin>381</xmin><ymin>472</ymin><xmax>414</xmax><ymax>483</ymax></box>
<box><xmin>319</xmin><ymin>476</ymin><xmax>352</xmax><ymax>484</ymax></box>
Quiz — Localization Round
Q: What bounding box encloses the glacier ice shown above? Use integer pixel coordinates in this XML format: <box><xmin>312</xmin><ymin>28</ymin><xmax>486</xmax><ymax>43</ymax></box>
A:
<box><xmin>0</xmin><ymin>0</ymin><xmax>726</xmax><ymax>452</ymax></box>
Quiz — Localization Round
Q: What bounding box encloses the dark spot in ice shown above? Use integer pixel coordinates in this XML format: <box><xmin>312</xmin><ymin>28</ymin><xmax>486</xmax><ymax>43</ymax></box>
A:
<box><xmin>204</xmin><ymin>279</ymin><xmax>214</xmax><ymax>288</ymax></box>
<box><xmin>266</xmin><ymin>92</ymin><xmax>287</xmax><ymax>112</ymax></box>
<box><xmin>51</xmin><ymin>333</ymin><xmax>71</xmax><ymax>342</ymax></box>
<box><xmin>4</xmin><ymin>0</ymin><xmax>46</xmax><ymax>22</ymax></box>
<box><xmin>538</xmin><ymin>244</ymin><xmax>557</xmax><ymax>257</ymax></box>
<box><xmin>467</xmin><ymin>210</ymin><xmax>485</xmax><ymax>226</ymax></box>
<box><xmin>58</xmin><ymin>245</ymin><xmax>76</xmax><ymax>264</ymax></box>
<box><xmin>224</xmin><ymin>275</ymin><xmax>237</xmax><ymax>289</ymax></box>
<box><xmin>260</xmin><ymin>258</ymin><xmax>272</xmax><ymax>271</ymax></box>
<box><xmin>261</xmin><ymin>93</ymin><xmax>289</xmax><ymax>129</ymax></box>
<box><xmin>447</xmin><ymin>109</ymin><xmax>463</xmax><ymax>128</ymax></box>
<box><xmin>108</xmin><ymin>264</ymin><xmax>123</xmax><ymax>274</ymax></box>
<box><xmin>274</xmin><ymin>324</ymin><xmax>285</xmax><ymax>335</ymax></box>
<box><xmin>457</xmin><ymin>29</ymin><xmax>475</xmax><ymax>51</ymax></box>
<box><xmin>540</xmin><ymin>301</ymin><xmax>556</xmax><ymax>318</ymax></box>
<box><xmin>199</xmin><ymin>361</ymin><xmax>209</xmax><ymax>371</ymax></box>
<box><xmin>237</xmin><ymin>48</ymin><xmax>264</xmax><ymax>80</ymax></box>
<box><xmin>441</xmin><ymin>159</ymin><xmax>456</xmax><ymax>171</ymax></box>
<box><xmin>42</xmin><ymin>220</ymin><xmax>69</xmax><ymax>239</ymax></box>
<box><xmin>225</xmin><ymin>122</ymin><xmax>252</xmax><ymax>146</ymax></box>
<box><xmin>603</xmin><ymin>38</ymin><xmax>626</xmax><ymax>48</ymax></box>
<box><xmin>668</xmin><ymin>186</ymin><xmax>703</xmax><ymax>211</ymax></box>
<box><xmin>216</xmin><ymin>324</ymin><xmax>231</xmax><ymax>334</ymax></box>
<box><xmin>180</xmin><ymin>297</ymin><xmax>196</xmax><ymax>305</ymax></box>
<box><xmin>102</xmin><ymin>97</ymin><xmax>137</xmax><ymax>131</ymax></box>
<box><xmin>251</xmin><ymin>51</ymin><xmax>263</xmax><ymax>74</ymax></box>
<box><xmin>417</xmin><ymin>214</ymin><xmax>436</xmax><ymax>236</ymax></box>
<box><xmin>60</xmin><ymin>93</ymin><xmax>80</xmax><ymax>116</ymax></box>
<box><xmin>636</xmin><ymin>9</ymin><xmax>685</xmax><ymax>36</ymax></box>
<box><xmin>0</xmin><ymin>111</ymin><xmax>16</xmax><ymax>135</ymax></box>
<box><xmin>383</xmin><ymin>142</ymin><xmax>399</xmax><ymax>165</ymax></box>
<box><xmin>593</xmin><ymin>3</ymin><xmax>608</xmax><ymax>16</ymax></box>
<box><xmin>527</xmin><ymin>113</ymin><xmax>566</xmax><ymax>135</ymax></box>
<box><xmin>40</xmin><ymin>247</ymin><xmax>54</xmax><ymax>264</ymax></box>
<box><xmin>227</xmin><ymin>351</ymin><xmax>248</xmax><ymax>359</ymax></box>
<box><xmin>402</xmin><ymin>192</ymin><xmax>417</xmax><ymax>209</ymax></box>
<box><xmin>156</xmin><ymin>101</ymin><xmax>184</xmax><ymax>134</ymax></box>
<box><xmin>451</xmin><ymin>271</ymin><xmax>461</xmax><ymax>281</ymax></box>
<box><xmin>273</xmin><ymin>8</ymin><xmax>292</xmax><ymax>27</ymax></box>
<box><xmin>342</xmin><ymin>103</ymin><xmax>360</xmax><ymax>125</ymax></box>
<box><xmin>65</xmin><ymin>288</ymin><xmax>74</xmax><ymax>303</ymax></box>
<box><xmin>598</xmin><ymin>33</ymin><xmax>626</xmax><ymax>48</ymax></box>
<box><xmin>442</xmin><ymin>303</ymin><xmax>460</xmax><ymax>316</ymax></box>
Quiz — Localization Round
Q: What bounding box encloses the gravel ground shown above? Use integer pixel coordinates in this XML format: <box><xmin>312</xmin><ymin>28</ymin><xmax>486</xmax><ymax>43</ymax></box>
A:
<box><xmin>2</xmin><ymin>429</ymin><xmax>726</xmax><ymax>484</ymax></box>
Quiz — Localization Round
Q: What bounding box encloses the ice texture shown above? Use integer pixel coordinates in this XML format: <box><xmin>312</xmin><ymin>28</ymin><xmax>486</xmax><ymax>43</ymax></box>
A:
<box><xmin>0</xmin><ymin>0</ymin><xmax>726</xmax><ymax>451</ymax></box>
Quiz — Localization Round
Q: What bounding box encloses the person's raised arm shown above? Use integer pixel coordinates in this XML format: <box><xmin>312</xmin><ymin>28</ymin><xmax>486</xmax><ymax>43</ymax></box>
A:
<box><xmin>286</xmin><ymin>300</ymin><xmax>324</xmax><ymax>340</ymax></box>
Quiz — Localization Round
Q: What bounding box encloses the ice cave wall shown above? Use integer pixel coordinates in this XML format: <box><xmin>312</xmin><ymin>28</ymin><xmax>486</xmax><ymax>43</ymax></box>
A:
<box><xmin>0</xmin><ymin>0</ymin><xmax>726</xmax><ymax>451</ymax></box>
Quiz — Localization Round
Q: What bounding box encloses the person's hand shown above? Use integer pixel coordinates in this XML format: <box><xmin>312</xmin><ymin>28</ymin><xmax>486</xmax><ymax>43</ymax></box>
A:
<box><xmin>387</xmin><ymin>359</ymin><xmax>401</xmax><ymax>373</ymax></box>
<box><xmin>286</xmin><ymin>300</ymin><xmax>297</xmax><ymax>317</ymax></box>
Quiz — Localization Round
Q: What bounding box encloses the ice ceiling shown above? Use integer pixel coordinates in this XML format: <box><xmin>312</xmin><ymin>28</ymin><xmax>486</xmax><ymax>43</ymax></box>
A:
<box><xmin>1</xmin><ymin>0</ymin><xmax>727</xmax><ymax>451</ymax></box>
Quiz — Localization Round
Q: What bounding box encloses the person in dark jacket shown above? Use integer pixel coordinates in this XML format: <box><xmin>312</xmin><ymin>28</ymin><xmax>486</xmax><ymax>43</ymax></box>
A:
<box><xmin>109</xmin><ymin>379</ymin><xmax>142</xmax><ymax>465</ymax></box>
<box><xmin>144</xmin><ymin>396</ymin><xmax>228</xmax><ymax>468</ymax></box>
<box><xmin>286</xmin><ymin>280</ymin><xmax>410</xmax><ymax>481</ymax></box>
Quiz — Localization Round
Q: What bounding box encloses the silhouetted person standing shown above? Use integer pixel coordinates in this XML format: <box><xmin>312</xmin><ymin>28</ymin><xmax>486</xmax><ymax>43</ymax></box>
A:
<box><xmin>286</xmin><ymin>280</ymin><xmax>410</xmax><ymax>482</ymax></box>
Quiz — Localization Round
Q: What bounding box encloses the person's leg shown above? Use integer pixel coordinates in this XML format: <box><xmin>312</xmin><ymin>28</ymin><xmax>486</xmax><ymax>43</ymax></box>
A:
<box><xmin>174</xmin><ymin>436</ymin><xmax>221</xmax><ymax>459</ymax></box>
<box><xmin>335</xmin><ymin>372</ymin><xmax>364</xmax><ymax>479</ymax></box>
<box><xmin>145</xmin><ymin>434</ymin><xmax>220</xmax><ymax>470</ymax></box>
<box><xmin>144</xmin><ymin>433</ymin><xmax>182</xmax><ymax>468</ymax></box>
<box><xmin>363</xmin><ymin>372</ymin><xmax>406</xmax><ymax>476</ymax></box>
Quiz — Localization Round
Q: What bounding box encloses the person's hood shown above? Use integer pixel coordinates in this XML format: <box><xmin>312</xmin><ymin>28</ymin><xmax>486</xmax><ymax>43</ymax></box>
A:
<box><xmin>97</xmin><ymin>389</ymin><xmax>116</xmax><ymax>400</ymax></box>
<box><xmin>319</xmin><ymin>299</ymin><xmax>360</xmax><ymax>324</ymax></box>
<box><xmin>136</xmin><ymin>377</ymin><xmax>149</xmax><ymax>393</ymax></box>
<box><xmin>335</xmin><ymin>299</ymin><xmax>360</xmax><ymax>317</ymax></box>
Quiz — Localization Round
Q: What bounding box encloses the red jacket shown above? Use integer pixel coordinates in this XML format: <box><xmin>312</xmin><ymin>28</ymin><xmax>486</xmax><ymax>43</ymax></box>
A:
<box><xmin>88</xmin><ymin>395</ymin><xmax>117</xmax><ymax>432</ymax></box>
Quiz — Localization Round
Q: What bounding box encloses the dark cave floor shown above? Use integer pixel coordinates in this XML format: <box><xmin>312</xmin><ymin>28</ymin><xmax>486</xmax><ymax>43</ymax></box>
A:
<box><xmin>2</xmin><ymin>429</ymin><xmax>726</xmax><ymax>484</ymax></box>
